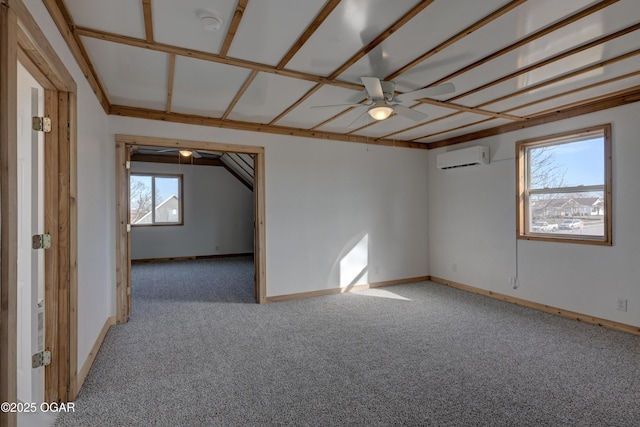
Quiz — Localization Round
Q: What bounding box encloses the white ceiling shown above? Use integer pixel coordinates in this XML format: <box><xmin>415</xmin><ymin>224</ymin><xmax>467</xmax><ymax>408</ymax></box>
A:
<box><xmin>54</xmin><ymin>0</ymin><xmax>640</xmax><ymax>148</ymax></box>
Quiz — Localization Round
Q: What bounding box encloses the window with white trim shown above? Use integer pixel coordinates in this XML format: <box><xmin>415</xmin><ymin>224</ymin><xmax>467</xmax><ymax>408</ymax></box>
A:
<box><xmin>516</xmin><ymin>124</ymin><xmax>611</xmax><ymax>245</ymax></box>
<box><xmin>130</xmin><ymin>174</ymin><xmax>183</xmax><ymax>226</ymax></box>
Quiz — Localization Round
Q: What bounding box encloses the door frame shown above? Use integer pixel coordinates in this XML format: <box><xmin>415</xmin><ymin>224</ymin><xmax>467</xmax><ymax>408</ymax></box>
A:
<box><xmin>115</xmin><ymin>134</ymin><xmax>267</xmax><ymax>323</ymax></box>
<box><xmin>1</xmin><ymin>1</ymin><xmax>78</xmax><ymax>424</ymax></box>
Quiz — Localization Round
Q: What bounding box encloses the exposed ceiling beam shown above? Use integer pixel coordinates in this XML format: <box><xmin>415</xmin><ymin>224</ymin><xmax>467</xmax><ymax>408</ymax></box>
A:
<box><xmin>313</xmin><ymin>0</ymin><xmax>527</xmax><ymax>133</ymax></box>
<box><xmin>525</xmin><ymin>84</ymin><xmax>640</xmax><ymax>118</ymax></box>
<box><xmin>427</xmin><ymin>0</ymin><xmax>620</xmax><ymax>88</ymax></box>
<box><xmin>42</xmin><ymin>0</ymin><xmax>110</xmax><ymax>112</ymax></box>
<box><xmin>415</xmin><ymin>98</ymin><xmax>524</xmax><ymax>120</ymax></box>
<box><xmin>222</xmin><ymin>69</ymin><xmax>258</xmax><ymax>120</ymax></box>
<box><xmin>141</xmin><ymin>0</ymin><xmax>153</xmax><ymax>43</ymax></box>
<box><xmin>268</xmin><ymin>84</ymin><xmax>323</xmax><ymax>125</ymax></box>
<box><xmin>448</xmin><ymin>22</ymin><xmax>640</xmax><ymax>103</ymax></box>
<box><xmin>74</xmin><ymin>26</ymin><xmax>364</xmax><ymax>92</ymax></box>
<box><xmin>413</xmin><ymin>117</ymin><xmax>495</xmax><ymax>142</ymax></box>
<box><xmin>165</xmin><ymin>53</ymin><xmax>175</xmax><ymax>112</ymax></box>
<box><xmin>385</xmin><ymin>0</ymin><xmax>526</xmax><ymax>81</ymax></box>
<box><xmin>328</xmin><ymin>0</ymin><xmax>437</xmax><ymax>79</ymax></box>
<box><xmin>426</xmin><ymin>86</ymin><xmax>640</xmax><ymax>149</ymax></box>
<box><xmin>478</xmin><ymin>48</ymin><xmax>640</xmax><ymax>110</ymax></box>
<box><xmin>502</xmin><ymin>69</ymin><xmax>640</xmax><ymax>115</ymax></box>
<box><xmin>219</xmin><ymin>0</ymin><xmax>249</xmax><ymax>57</ymax></box>
<box><xmin>381</xmin><ymin>111</ymin><xmax>460</xmax><ymax>139</ymax></box>
<box><xmin>110</xmin><ymin>104</ymin><xmax>427</xmax><ymax>149</ymax></box>
<box><xmin>276</xmin><ymin>0</ymin><xmax>342</xmax><ymax>69</ymax></box>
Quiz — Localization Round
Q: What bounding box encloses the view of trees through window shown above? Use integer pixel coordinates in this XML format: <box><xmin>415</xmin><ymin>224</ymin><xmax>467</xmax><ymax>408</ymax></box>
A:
<box><xmin>518</xmin><ymin>125</ymin><xmax>611</xmax><ymax>244</ymax></box>
<box><xmin>130</xmin><ymin>174</ymin><xmax>182</xmax><ymax>225</ymax></box>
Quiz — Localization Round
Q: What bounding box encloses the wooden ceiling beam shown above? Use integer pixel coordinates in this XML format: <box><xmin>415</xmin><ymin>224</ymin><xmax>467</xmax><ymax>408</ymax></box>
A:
<box><xmin>416</xmin><ymin>98</ymin><xmax>524</xmax><ymax>120</ymax></box>
<box><xmin>426</xmin><ymin>86</ymin><xmax>640</xmax><ymax>149</ymax></box>
<box><xmin>219</xmin><ymin>0</ymin><xmax>249</xmax><ymax>57</ymax></box>
<box><xmin>312</xmin><ymin>0</ymin><xmax>527</xmax><ymax>134</ymax></box>
<box><xmin>381</xmin><ymin>111</ymin><xmax>461</xmax><ymax>139</ymax></box>
<box><xmin>478</xmin><ymin>48</ymin><xmax>640</xmax><ymax>110</ymax></box>
<box><xmin>165</xmin><ymin>53</ymin><xmax>175</xmax><ymax>112</ymax></box>
<box><xmin>427</xmin><ymin>0</ymin><xmax>619</xmax><ymax>88</ymax></box>
<box><xmin>141</xmin><ymin>0</ymin><xmax>153</xmax><ymax>43</ymax></box>
<box><xmin>412</xmin><ymin>117</ymin><xmax>495</xmax><ymax>142</ymax></box>
<box><xmin>41</xmin><ymin>0</ymin><xmax>110</xmax><ymax>112</ymax></box>
<box><xmin>385</xmin><ymin>0</ymin><xmax>526</xmax><ymax>81</ymax></box>
<box><xmin>502</xmin><ymin>69</ymin><xmax>640</xmax><ymax>115</ymax></box>
<box><xmin>524</xmin><ymin>84</ymin><xmax>640</xmax><ymax>119</ymax></box>
<box><xmin>222</xmin><ymin>69</ymin><xmax>258</xmax><ymax>120</ymax></box>
<box><xmin>268</xmin><ymin>84</ymin><xmax>322</xmax><ymax>125</ymax></box>
<box><xmin>448</xmin><ymin>22</ymin><xmax>640</xmax><ymax>103</ymax></box>
<box><xmin>277</xmin><ymin>0</ymin><xmax>342</xmax><ymax>69</ymax></box>
<box><xmin>110</xmin><ymin>104</ymin><xmax>427</xmax><ymax>149</ymax></box>
<box><xmin>328</xmin><ymin>0</ymin><xmax>437</xmax><ymax>79</ymax></box>
<box><xmin>74</xmin><ymin>26</ymin><xmax>364</xmax><ymax>92</ymax></box>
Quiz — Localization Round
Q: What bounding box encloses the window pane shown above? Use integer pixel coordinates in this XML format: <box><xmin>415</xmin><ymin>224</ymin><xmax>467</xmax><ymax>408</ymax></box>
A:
<box><xmin>529</xmin><ymin>191</ymin><xmax>604</xmax><ymax>237</ymax></box>
<box><xmin>154</xmin><ymin>176</ymin><xmax>180</xmax><ymax>223</ymax></box>
<box><xmin>528</xmin><ymin>136</ymin><xmax>604</xmax><ymax>189</ymax></box>
<box><xmin>130</xmin><ymin>175</ymin><xmax>153</xmax><ymax>224</ymax></box>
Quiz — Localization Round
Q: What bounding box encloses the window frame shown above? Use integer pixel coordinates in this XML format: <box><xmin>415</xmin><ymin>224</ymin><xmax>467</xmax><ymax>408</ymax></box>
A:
<box><xmin>130</xmin><ymin>173</ymin><xmax>184</xmax><ymax>227</ymax></box>
<box><xmin>516</xmin><ymin>124</ymin><xmax>612</xmax><ymax>246</ymax></box>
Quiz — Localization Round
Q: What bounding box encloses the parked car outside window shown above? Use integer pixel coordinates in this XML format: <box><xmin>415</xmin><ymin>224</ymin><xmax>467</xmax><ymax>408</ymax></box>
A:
<box><xmin>559</xmin><ymin>219</ymin><xmax>584</xmax><ymax>230</ymax></box>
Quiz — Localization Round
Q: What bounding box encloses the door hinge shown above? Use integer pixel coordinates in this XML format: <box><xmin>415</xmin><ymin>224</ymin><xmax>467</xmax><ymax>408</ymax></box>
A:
<box><xmin>32</xmin><ymin>350</ymin><xmax>51</xmax><ymax>368</ymax></box>
<box><xmin>127</xmin><ymin>287</ymin><xmax>131</xmax><ymax>296</ymax></box>
<box><xmin>32</xmin><ymin>116</ymin><xmax>52</xmax><ymax>133</ymax></box>
<box><xmin>32</xmin><ymin>234</ymin><xmax>52</xmax><ymax>249</ymax></box>
<box><xmin>125</xmin><ymin>160</ymin><xmax>131</xmax><ymax>170</ymax></box>
<box><xmin>126</xmin><ymin>224</ymin><xmax>131</xmax><ymax>232</ymax></box>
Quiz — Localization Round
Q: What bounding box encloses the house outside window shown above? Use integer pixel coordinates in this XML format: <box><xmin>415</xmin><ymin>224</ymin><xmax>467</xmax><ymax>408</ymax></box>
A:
<box><xmin>130</xmin><ymin>174</ymin><xmax>183</xmax><ymax>226</ymax></box>
<box><xmin>516</xmin><ymin>124</ymin><xmax>612</xmax><ymax>245</ymax></box>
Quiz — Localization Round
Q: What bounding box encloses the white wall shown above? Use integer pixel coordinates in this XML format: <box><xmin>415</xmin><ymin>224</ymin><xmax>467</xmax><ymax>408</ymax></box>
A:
<box><xmin>24</xmin><ymin>1</ymin><xmax>114</xmax><ymax>370</ymax></box>
<box><xmin>428</xmin><ymin>103</ymin><xmax>640</xmax><ymax>328</ymax></box>
<box><xmin>110</xmin><ymin>116</ymin><xmax>430</xmax><ymax>297</ymax></box>
<box><xmin>130</xmin><ymin>162</ymin><xmax>254</xmax><ymax>259</ymax></box>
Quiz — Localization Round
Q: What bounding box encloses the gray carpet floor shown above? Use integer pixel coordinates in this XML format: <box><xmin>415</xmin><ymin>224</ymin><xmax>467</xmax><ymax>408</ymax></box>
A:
<box><xmin>55</xmin><ymin>257</ymin><xmax>640</xmax><ymax>426</ymax></box>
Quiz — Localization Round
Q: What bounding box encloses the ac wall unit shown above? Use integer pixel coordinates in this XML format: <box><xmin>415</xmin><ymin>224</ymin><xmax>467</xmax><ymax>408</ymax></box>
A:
<box><xmin>436</xmin><ymin>146</ymin><xmax>489</xmax><ymax>170</ymax></box>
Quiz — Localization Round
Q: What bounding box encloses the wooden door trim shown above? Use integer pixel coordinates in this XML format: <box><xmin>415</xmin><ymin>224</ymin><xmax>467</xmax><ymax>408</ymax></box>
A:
<box><xmin>114</xmin><ymin>134</ymin><xmax>267</xmax><ymax>322</ymax></box>
<box><xmin>1</xmin><ymin>3</ymin><xmax>78</xmax><ymax>425</ymax></box>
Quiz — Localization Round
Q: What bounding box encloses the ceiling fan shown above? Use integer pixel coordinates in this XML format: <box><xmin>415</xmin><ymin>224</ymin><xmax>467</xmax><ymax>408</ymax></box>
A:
<box><xmin>312</xmin><ymin>77</ymin><xmax>455</xmax><ymax>126</ymax></box>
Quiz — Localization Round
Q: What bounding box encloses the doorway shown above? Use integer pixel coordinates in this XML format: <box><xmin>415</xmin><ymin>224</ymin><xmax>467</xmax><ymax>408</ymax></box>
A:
<box><xmin>115</xmin><ymin>135</ymin><xmax>267</xmax><ymax>324</ymax></box>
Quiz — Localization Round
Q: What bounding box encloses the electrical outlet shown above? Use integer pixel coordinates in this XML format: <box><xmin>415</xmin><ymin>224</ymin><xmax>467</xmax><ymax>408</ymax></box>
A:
<box><xmin>617</xmin><ymin>298</ymin><xmax>627</xmax><ymax>312</ymax></box>
<box><xmin>452</xmin><ymin>263</ymin><xmax>457</xmax><ymax>273</ymax></box>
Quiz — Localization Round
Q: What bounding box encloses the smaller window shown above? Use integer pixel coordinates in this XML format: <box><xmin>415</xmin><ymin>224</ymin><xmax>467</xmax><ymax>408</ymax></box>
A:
<box><xmin>130</xmin><ymin>174</ymin><xmax>183</xmax><ymax>226</ymax></box>
<box><xmin>516</xmin><ymin>124</ymin><xmax>611</xmax><ymax>245</ymax></box>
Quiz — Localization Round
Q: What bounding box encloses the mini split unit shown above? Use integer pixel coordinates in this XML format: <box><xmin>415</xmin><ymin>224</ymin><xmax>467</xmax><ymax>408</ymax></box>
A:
<box><xmin>436</xmin><ymin>146</ymin><xmax>489</xmax><ymax>170</ymax></box>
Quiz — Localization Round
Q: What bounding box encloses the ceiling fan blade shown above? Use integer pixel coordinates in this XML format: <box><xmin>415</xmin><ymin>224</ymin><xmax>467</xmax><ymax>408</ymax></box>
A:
<box><xmin>361</xmin><ymin>76</ymin><xmax>384</xmax><ymax>99</ymax></box>
<box><xmin>192</xmin><ymin>150</ymin><xmax>202</xmax><ymax>159</ymax></box>
<box><xmin>393</xmin><ymin>105</ymin><xmax>427</xmax><ymax>122</ymax></box>
<box><xmin>396</xmin><ymin>82</ymin><xmax>455</xmax><ymax>102</ymax></box>
<box><xmin>310</xmin><ymin>103</ymin><xmax>361</xmax><ymax>109</ymax></box>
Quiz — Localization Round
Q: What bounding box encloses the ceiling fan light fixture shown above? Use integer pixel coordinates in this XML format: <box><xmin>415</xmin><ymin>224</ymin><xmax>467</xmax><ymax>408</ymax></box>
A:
<box><xmin>368</xmin><ymin>101</ymin><xmax>393</xmax><ymax>120</ymax></box>
<box><xmin>179</xmin><ymin>150</ymin><xmax>193</xmax><ymax>157</ymax></box>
